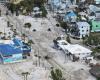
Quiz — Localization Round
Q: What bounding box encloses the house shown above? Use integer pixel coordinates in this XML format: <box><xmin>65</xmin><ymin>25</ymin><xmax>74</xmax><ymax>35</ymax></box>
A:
<box><xmin>50</xmin><ymin>0</ymin><xmax>61</xmax><ymax>11</ymax></box>
<box><xmin>95</xmin><ymin>11</ymin><xmax>100</xmax><ymax>18</ymax></box>
<box><xmin>63</xmin><ymin>11</ymin><xmax>77</xmax><ymax>22</ymax></box>
<box><xmin>90</xmin><ymin>19</ymin><xmax>100</xmax><ymax>32</ymax></box>
<box><xmin>88</xmin><ymin>6</ymin><xmax>100</xmax><ymax>19</ymax></box>
<box><xmin>0</xmin><ymin>44</ymin><xmax>23</xmax><ymax>64</ymax></box>
<box><xmin>88</xmin><ymin>5</ymin><xmax>100</xmax><ymax>14</ymax></box>
<box><xmin>49</xmin><ymin>0</ymin><xmax>71</xmax><ymax>12</ymax></box>
<box><xmin>70</xmin><ymin>22</ymin><xmax>90</xmax><ymax>38</ymax></box>
<box><xmin>95</xmin><ymin>0</ymin><xmax>100</xmax><ymax>4</ymax></box>
<box><xmin>0</xmin><ymin>38</ymin><xmax>31</xmax><ymax>64</ymax></box>
<box><xmin>54</xmin><ymin>39</ymin><xmax>93</xmax><ymax>60</ymax></box>
<box><xmin>64</xmin><ymin>44</ymin><xmax>93</xmax><ymax>60</ymax></box>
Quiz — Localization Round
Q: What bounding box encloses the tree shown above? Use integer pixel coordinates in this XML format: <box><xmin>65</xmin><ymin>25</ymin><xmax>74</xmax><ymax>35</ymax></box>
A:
<box><xmin>28</xmin><ymin>40</ymin><xmax>34</xmax><ymax>46</ymax></box>
<box><xmin>34</xmin><ymin>0</ymin><xmax>46</xmax><ymax>7</ymax></box>
<box><xmin>40</xmin><ymin>6</ymin><xmax>47</xmax><ymax>17</ymax></box>
<box><xmin>60</xmin><ymin>22</ymin><xmax>67</xmax><ymax>29</ymax></box>
<box><xmin>21</xmin><ymin>72</ymin><xmax>30</xmax><ymax>80</ymax></box>
<box><xmin>76</xmin><ymin>0</ymin><xmax>80</xmax><ymax>3</ymax></box>
<box><xmin>97</xmin><ymin>78</ymin><xmax>100</xmax><ymax>80</ymax></box>
<box><xmin>51</xmin><ymin>69</ymin><xmax>65</xmax><ymax>80</ymax></box>
<box><xmin>82</xmin><ymin>36</ymin><xmax>86</xmax><ymax>45</ymax></box>
<box><xmin>66</xmin><ymin>35</ymin><xmax>71</xmax><ymax>43</ymax></box>
<box><xmin>85</xmin><ymin>34</ymin><xmax>100</xmax><ymax>46</ymax></box>
<box><xmin>7</xmin><ymin>3</ymin><xmax>16</xmax><ymax>14</ymax></box>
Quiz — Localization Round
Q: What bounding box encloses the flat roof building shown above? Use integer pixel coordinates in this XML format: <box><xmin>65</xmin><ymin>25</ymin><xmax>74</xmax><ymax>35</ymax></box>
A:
<box><xmin>64</xmin><ymin>44</ymin><xmax>92</xmax><ymax>59</ymax></box>
<box><xmin>56</xmin><ymin>40</ymin><xmax>92</xmax><ymax>60</ymax></box>
<box><xmin>0</xmin><ymin>38</ymin><xmax>31</xmax><ymax>64</ymax></box>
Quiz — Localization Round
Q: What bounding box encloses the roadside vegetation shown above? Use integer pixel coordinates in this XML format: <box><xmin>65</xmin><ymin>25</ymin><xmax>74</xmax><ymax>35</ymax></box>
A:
<box><xmin>84</xmin><ymin>33</ymin><xmax>100</xmax><ymax>55</ymax></box>
<box><xmin>51</xmin><ymin>68</ymin><xmax>65</xmax><ymax>80</ymax></box>
<box><xmin>6</xmin><ymin>0</ymin><xmax>47</xmax><ymax>16</ymax></box>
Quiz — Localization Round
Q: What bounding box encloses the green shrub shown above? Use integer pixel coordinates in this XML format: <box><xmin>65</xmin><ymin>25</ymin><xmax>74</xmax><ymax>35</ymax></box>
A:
<box><xmin>59</xmin><ymin>22</ymin><xmax>67</xmax><ymax>29</ymax></box>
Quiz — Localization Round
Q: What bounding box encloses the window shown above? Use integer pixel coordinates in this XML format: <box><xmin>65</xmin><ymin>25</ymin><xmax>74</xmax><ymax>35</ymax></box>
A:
<box><xmin>87</xmin><ymin>30</ymin><xmax>88</xmax><ymax>32</ymax></box>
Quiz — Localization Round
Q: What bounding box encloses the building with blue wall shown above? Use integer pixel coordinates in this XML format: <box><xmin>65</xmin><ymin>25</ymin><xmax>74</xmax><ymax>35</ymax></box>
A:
<box><xmin>0</xmin><ymin>38</ymin><xmax>31</xmax><ymax>64</ymax></box>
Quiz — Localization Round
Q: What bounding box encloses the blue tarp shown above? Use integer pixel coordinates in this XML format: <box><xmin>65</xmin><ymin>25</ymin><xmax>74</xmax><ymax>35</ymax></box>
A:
<box><xmin>64</xmin><ymin>11</ymin><xmax>76</xmax><ymax>21</ymax></box>
<box><xmin>0</xmin><ymin>44</ymin><xmax>23</xmax><ymax>56</ymax></box>
<box><xmin>65</xmin><ymin>11</ymin><xmax>76</xmax><ymax>17</ymax></box>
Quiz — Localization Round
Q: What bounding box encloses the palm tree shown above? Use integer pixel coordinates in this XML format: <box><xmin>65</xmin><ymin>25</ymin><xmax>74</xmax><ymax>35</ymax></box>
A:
<box><xmin>51</xmin><ymin>69</ymin><xmax>65</xmax><ymax>80</ymax></box>
<box><xmin>34</xmin><ymin>54</ymin><xmax>41</xmax><ymax>67</ymax></box>
<box><xmin>34</xmin><ymin>0</ymin><xmax>46</xmax><ymax>6</ymax></box>
<box><xmin>66</xmin><ymin>35</ymin><xmax>71</xmax><ymax>43</ymax></box>
<box><xmin>21</xmin><ymin>72</ymin><xmax>30</xmax><ymax>80</ymax></box>
<box><xmin>28</xmin><ymin>40</ymin><xmax>34</xmax><ymax>47</ymax></box>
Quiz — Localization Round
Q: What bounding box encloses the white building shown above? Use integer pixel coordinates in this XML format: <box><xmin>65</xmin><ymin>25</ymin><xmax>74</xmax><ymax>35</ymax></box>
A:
<box><xmin>95</xmin><ymin>0</ymin><xmax>100</xmax><ymax>4</ymax></box>
<box><xmin>64</xmin><ymin>44</ymin><xmax>93</xmax><ymax>60</ymax></box>
<box><xmin>55</xmin><ymin>39</ymin><xmax>93</xmax><ymax>60</ymax></box>
<box><xmin>76</xmin><ymin>22</ymin><xmax>90</xmax><ymax>38</ymax></box>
